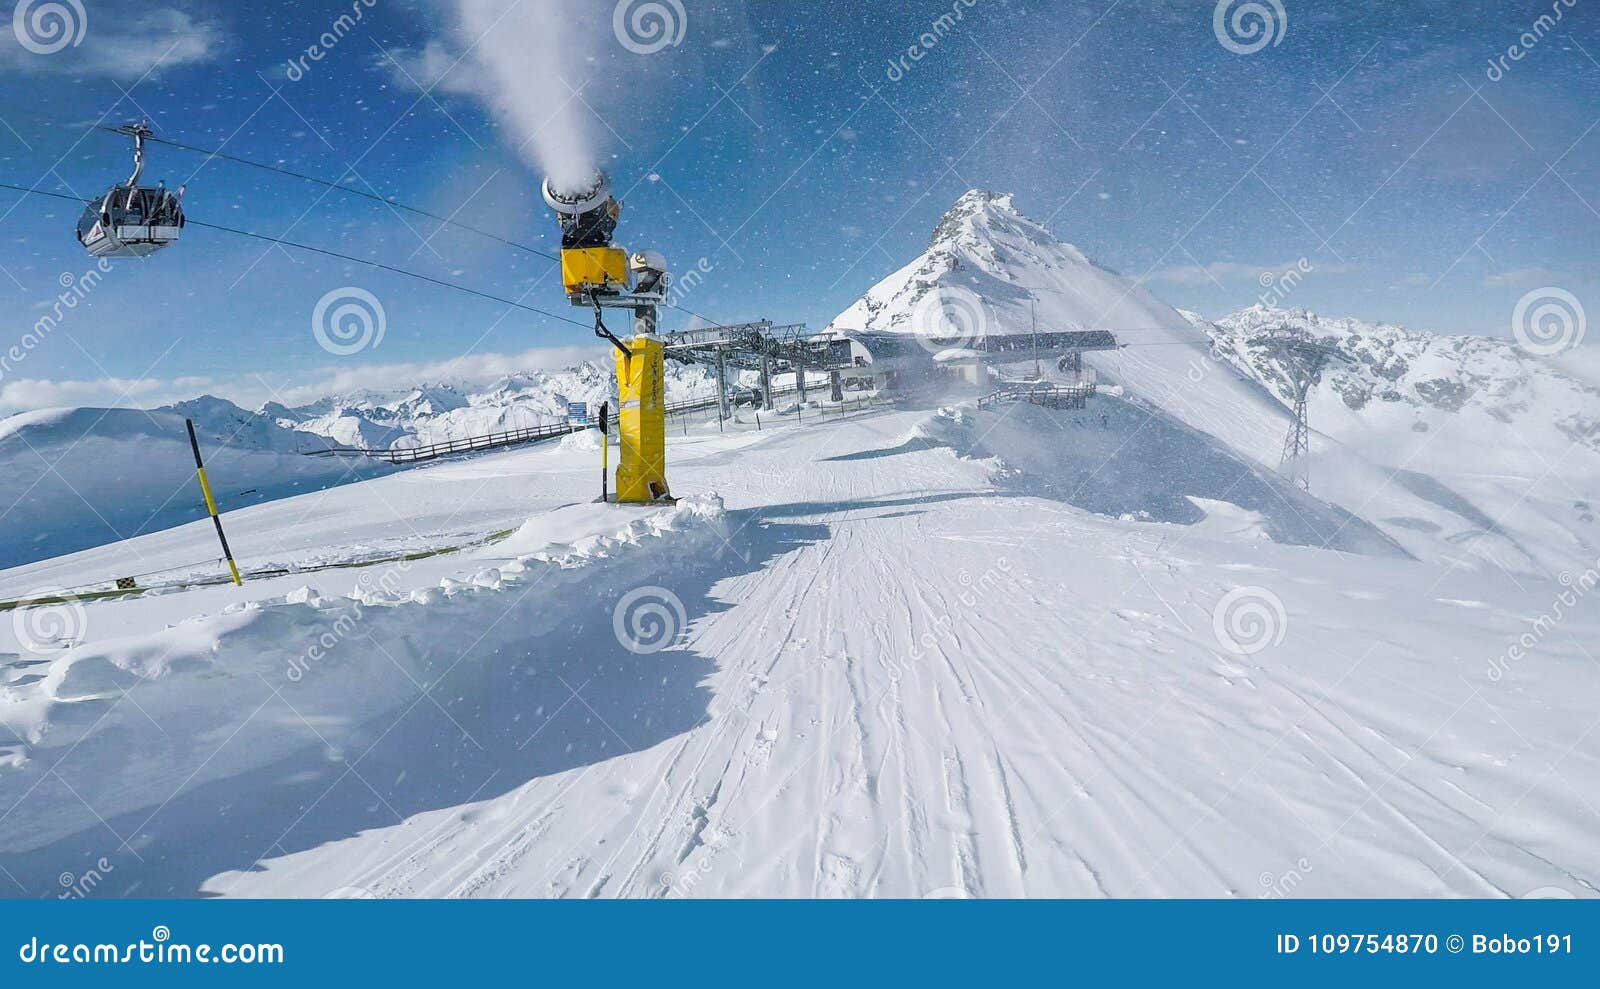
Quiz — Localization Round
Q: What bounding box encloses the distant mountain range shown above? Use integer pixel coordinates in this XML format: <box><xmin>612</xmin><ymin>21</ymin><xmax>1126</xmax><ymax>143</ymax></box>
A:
<box><xmin>261</xmin><ymin>361</ymin><xmax>719</xmax><ymax>451</ymax></box>
<box><xmin>831</xmin><ymin>189</ymin><xmax>1600</xmax><ymax>576</ymax></box>
<box><xmin>1192</xmin><ymin>305</ymin><xmax>1600</xmax><ymax>471</ymax></box>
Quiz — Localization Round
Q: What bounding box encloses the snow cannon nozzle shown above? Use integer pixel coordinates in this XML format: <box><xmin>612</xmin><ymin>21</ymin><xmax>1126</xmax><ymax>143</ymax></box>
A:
<box><xmin>544</xmin><ymin>171</ymin><xmax>620</xmax><ymax>250</ymax></box>
<box><xmin>542</xmin><ymin>170</ymin><xmax>612</xmax><ymax>216</ymax></box>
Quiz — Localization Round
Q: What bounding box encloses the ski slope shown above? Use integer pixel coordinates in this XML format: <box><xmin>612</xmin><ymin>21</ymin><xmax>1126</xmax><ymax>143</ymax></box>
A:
<box><xmin>2</xmin><ymin>399</ymin><xmax>1594</xmax><ymax>899</ymax></box>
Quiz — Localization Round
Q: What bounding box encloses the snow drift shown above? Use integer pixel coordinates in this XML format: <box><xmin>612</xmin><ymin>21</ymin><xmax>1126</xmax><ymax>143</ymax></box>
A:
<box><xmin>0</xmin><ymin>495</ymin><xmax>729</xmax><ymax>875</ymax></box>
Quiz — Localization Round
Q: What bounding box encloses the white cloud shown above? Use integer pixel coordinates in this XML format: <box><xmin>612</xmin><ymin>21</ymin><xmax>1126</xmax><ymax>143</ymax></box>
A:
<box><xmin>0</xmin><ymin>344</ymin><xmax>607</xmax><ymax>416</ymax></box>
<box><xmin>0</xmin><ymin>375</ymin><xmax>176</xmax><ymax>412</ymax></box>
<box><xmin>0</xmin><ymin>6</ymin><xmax>223</xmax><ymax>79</ymax></box>
<box><xmin>375</xmin><ymin>41</ymin><xmax>485</xmax><ymax>95</ymax></box>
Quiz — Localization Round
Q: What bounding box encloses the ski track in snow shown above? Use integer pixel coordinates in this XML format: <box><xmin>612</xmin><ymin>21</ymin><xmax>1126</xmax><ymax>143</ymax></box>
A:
<box><xmin>1</xmin><ymin>399</ymin><xmax>1595</xmax><ymax>900</ymax></box>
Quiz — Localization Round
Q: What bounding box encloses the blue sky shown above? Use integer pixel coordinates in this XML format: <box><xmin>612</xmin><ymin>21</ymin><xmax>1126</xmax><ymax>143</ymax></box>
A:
<box><xmin>0</xmin><ymin>0</ymin><xmax>1596</xmax><ymax>411</ymax></box>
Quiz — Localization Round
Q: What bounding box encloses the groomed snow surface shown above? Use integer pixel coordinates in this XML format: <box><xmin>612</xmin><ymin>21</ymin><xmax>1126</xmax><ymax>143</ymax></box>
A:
<box><xmin>1</xmin><ymin>396</ymin><xmax>1596</xmax><ymax>899</ymax></box>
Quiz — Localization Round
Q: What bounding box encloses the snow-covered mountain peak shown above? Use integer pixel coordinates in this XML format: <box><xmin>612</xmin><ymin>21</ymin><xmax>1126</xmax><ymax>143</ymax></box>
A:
<box><xmin>835</xmin><ymin>190</ymin><xmax>1161</xmax><ymax>340</ymax></box>
<box><xmin>835</xmin><ymin>193</ymin><xmax>1599</xmax><ymax>576</ymax></box>
<box><xmin>835</xmin><ymin>189</ymin><xmax>1294</xmax><ymax>477</ymax></box>
<box><xmin>384</xmin><ymin>384</ymin><xmax>470</xmax><ymax>419</ymax></box>
<box><xmin>925</xmin><ymin>188</ymin><xmax>1092</xmax><ymax>277</ymax></box>
<box><xmin>930</xmin><ymin>189</ymin><xmax>1020</xmax><ymax>243</ymax></box>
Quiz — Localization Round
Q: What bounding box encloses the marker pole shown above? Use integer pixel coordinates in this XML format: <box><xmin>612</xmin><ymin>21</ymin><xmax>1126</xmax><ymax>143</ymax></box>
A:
<box><xmin>186</xmin><ymin>419</ymin><xmax>243</xmax><ymax>586</ymax></box>
<box><xmin>599</xmin><ymin>401</ymin><xmax>610</xmax><ymax>503</ymax></box>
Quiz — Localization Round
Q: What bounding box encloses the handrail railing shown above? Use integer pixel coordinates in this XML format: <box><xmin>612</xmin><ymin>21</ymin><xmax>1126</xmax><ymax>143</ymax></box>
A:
<box><xmin>977</xmin><ymin>381</ymin><xmax>1097</xmax><ymax>410</ymax></box>
<box><xmin>302</xmin><ymin>381</ymin><xmax>853</xmax><ymax>465</ymax></box>
<box><xmin>306</xmin><ymin>419</ymin><xmax>583</xmax><ymax>465</ymax></box>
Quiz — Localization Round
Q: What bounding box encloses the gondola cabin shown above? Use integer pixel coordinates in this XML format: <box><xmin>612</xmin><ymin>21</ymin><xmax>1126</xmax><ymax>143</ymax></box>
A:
<box><xmin>76</xmin><ymin>122</ymin><xmax>184</xmax><ymax>259</ymax></box>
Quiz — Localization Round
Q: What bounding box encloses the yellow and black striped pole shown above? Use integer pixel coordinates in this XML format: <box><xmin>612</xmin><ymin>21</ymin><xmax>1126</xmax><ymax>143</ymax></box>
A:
<box><xmin>186</xmin><ymin>418</ymin><xmax>242</xmax><ymax>586</ymax></box>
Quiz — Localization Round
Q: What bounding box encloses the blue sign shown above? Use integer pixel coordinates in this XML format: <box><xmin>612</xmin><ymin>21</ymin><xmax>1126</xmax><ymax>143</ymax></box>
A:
<box><xmin>567</xmin><ymin>402</ymin><xmax>588</xmax><ymax>425</ymax></box>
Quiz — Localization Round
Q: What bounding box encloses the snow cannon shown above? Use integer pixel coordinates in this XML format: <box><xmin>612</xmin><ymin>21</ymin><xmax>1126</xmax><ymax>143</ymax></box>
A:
<box><xmin>544</xmin><ymin>170</ymin><xmax>673</xmax><ymax>504</ymax></box>
<box><xmin>544</xmin><ymin>171</ymin><xmax>626</xmax><ymax>300</ymax></box>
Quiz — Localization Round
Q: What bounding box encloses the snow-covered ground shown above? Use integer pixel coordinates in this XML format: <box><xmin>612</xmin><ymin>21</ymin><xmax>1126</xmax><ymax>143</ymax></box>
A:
<box><xmin>1</xmin><ymin>395</ymin><xmax>1595</xmax><ymax>898</ymax></box>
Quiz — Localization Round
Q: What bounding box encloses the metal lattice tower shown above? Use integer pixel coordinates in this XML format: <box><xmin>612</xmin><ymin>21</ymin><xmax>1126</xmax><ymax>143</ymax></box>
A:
<box><xmin>1249</xmin><ymin>328</ymin><xmax>1350</xmax><ymax>492</ymax></box>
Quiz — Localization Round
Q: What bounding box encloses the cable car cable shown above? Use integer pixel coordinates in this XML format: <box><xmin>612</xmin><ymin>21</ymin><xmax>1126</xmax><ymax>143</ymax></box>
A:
<box><xmin>0</xmin><ymin>180</ymin><xmax>590</xmax><ymax>330</ymax></box>
<box><xmin>0</xmin><ymin>181</ymin><xmax>85</xmax><ymax>205</ymax></box>
<box><xmin>107</xmin><ymin>128</ymin><xmax>566</xmax><ymax>265</ymax></box>
<box><xmin>184</xmin><ymin>217</ymin><xmax>591</xmax><ymax>329</ymax></box>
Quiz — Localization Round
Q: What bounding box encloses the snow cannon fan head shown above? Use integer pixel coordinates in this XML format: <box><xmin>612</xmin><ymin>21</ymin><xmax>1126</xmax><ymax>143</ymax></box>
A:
<box><xmin>543</xmin><ymin>171</ymin><xmax>620</xmax><ymax>249</ymax></box>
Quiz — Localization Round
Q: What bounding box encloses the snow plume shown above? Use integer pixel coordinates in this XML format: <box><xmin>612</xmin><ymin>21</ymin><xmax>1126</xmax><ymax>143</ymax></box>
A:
<box><xmin>444</xmin><ymin>0</ymin><xmax>604</xmax><ymax>192</ymax></box>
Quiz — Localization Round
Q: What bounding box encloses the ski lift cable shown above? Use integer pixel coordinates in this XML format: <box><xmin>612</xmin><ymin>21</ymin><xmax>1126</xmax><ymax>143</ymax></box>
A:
<box><xmin>103</xmin><ymin>128</ymin><xmax>565</xmax><ymax>265</ymax></box>
<box><xmin>0</xmin><ymin>181</ymin><xmax>83</xmax><ymax>205</ymax></box>
<box><xmin>0</xmin><ymin>180</ymin><xmax>592</xmax><ymax>331</ymax></box>
<box><xmin>657</xmin><ymin>299</ymin><xmax>725</xmax><ymax>329</ymax></box>
<box><xmin>185</xmin><ymin>218</ymin><xmax>593</xmax><ymax>329</ymax></box>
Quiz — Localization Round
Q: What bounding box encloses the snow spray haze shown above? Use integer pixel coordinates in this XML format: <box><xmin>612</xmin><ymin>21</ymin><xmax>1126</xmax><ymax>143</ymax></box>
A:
<box><xmin>446</xmin><ymin>0</ymin><xmax>604</xmax><ymax>193</ymax></box>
